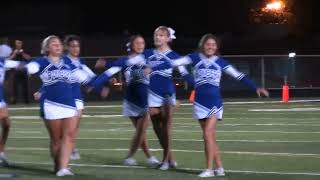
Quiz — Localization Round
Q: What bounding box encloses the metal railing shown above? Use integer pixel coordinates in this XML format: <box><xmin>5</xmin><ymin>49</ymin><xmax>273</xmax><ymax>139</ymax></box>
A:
<box><xmin>5</xmin><ymin>54</ymin><xmax>319</xmax><ymax>103</ymax></box>
<box><xmin>80</xmin><ymin>54</ymin><xmax>320</xmax><ymax>90</ymax></box>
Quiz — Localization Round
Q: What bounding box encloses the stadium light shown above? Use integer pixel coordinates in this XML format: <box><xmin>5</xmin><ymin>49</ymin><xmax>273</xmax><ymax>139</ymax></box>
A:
<box><xmin>289</xmin><ymin>52</ymin><xmax>296</xmax><ymax>58</ymax></box>
<box><xmin>265</xmin><ymin>1</ymin><xmax>285</xmax><ymax>11</ymax></box>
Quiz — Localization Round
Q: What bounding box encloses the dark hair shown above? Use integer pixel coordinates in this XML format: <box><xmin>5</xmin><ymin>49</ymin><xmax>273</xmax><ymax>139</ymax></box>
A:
<box><xmin>126</xmin><ymin>34</ymin><xmax>144</xmax><ymax>54</ymax></box>
<box><xmin>64</xmin><ymin>35</ymin><xmax>81</xmax><ymax>46</ymax></box>
<box><xmin>198</xmin><ymin>33</ymin><xmax>220</xmax><ymax>55</ymax></box>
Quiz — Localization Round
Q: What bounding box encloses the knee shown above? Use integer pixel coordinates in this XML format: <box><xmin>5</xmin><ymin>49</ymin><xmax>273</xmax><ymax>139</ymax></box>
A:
<box><xmin>203</xmin><ymin>128</ymin><xmax>215</xmax><ymax>140</ymax></box>
<box><xmin>63</xmin><ymin>130</ymin><xmax>76</xmax><ymax>143</ymax></box>
<box><xmin>137</xmin><ymin>126</ymin><xmax>147</xmax><ymax>134</ymax></box>
<box><xmin>51</xmin><ymin>139</ymin><xmax>61</xmax><ymax>148</ymax></box>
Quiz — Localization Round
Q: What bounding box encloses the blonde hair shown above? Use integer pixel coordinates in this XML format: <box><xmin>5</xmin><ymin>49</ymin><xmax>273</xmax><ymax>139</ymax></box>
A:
<box><xmin>154</xmin><ymin>26</ymin><xmax>170</xmax><ymax>37</ymax></box>
<box><xmin>41</xmin><ymin>35</ymin><xmax>60</xmax><ymax>55</ymax></box>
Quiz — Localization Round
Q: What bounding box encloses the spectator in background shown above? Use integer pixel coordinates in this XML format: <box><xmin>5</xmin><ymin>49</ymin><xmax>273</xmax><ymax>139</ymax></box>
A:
<box><xmin>8</xmin><ymin>40</ymin><xmax>32</xmax><ymax>104</ymax></box>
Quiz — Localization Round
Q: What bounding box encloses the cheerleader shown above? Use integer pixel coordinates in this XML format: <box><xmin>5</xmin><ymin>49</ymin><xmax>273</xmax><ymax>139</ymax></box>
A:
<box><xmin>63</xmin><ymin>35</ymin><xmax>96</xmax><ymax>160</ymax></box>
<box><xmin>0</xmin><ymin>44</ymin><xmax>22</xmax><ymax>166</ymax></box>
<box><xmin>125</xmin><ymin>26</ymin><xmax>194</xmax><ymax>170</ymax></box>
<box><xmin>94</xmin><ymin>35</ymin><xmax>160</xmax><ymax>167</ymax></box>
<box><xmin>26</xmin><ymin>35</ymin><xmax>94</xmax><ymax>176</ymax></box>
<box><xmin>171</xmin><ymin>34</ymin><xmax>269</xmax><ymax>177</ymax></box>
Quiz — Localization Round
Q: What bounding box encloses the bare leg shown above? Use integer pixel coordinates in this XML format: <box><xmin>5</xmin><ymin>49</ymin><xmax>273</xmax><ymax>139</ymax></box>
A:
<box><xmin>0</xmin><ymin>108</ymin><xmax>10</xmax><ymax>153</ymax></box>
<box><xmin>160</xmin><ymin>104</ymin><xmax>174</xmax><ymax>163</ymax></box>
<box><xmin>72</xmin><ymin>110</ymin><xmax>82</xmax><ymax>151</ymax></box>
<box><xmin>59</xmin><ymin>117</ymin><xmax>78</xmax><ymax>169</ymax></box>
<box><xmin>199</xmin><ymin>116</ymin><xmax>222</xmax><ymax>170</ymax></box>
<box><xmin>126</xmin><ymin>113</ymin><xmax>151</xmax><ymax>158</ymax></box>
<box><xmin>45</xmin><ymin>120</ymin><xmax>63</xmax><ymax>172</ymax></box>
<box><xmin>150</xmin><ymin>107</ymin><xmax>164</xmax><ymax>149</ymax></box>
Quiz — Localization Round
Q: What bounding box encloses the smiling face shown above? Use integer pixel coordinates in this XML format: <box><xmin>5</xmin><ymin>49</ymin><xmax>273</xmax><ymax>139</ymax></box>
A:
<box><xmin>203</xmin><ymin>38</ymin><xmax>218</xmax><ymax>57</ymax></box>
<box><xmin>199</xmin><ymin>34</ymin><xmax>219</xmax><ymax>57</ymax></box>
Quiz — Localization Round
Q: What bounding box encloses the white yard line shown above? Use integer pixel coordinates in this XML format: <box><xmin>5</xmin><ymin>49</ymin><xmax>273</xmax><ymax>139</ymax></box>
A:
<box><xmin>10</xmin><ymin>115</ymin><xmax>124</xmax><ymax>119</ymax></box>
<box><xmin>9</xmin><ymin>116</ymin><xmax>320</xmax><ymax>124</ymax></box>
<box><xmin>82</xmin><ymin>115</ymin><xmax>123</xmax><ymax>118</ymax></box>
<box><xmin>7</xmin><ymin>99</ymin><xmax>320</xmax><ymax>110</ymax></box>
<box><xmin>175</xmin><ymin>112</ymin><xmax>320</xmax><ymax>115</ymax></box>
<box><xmin>6</xmin><ymin>147</ymin><xmax>320</xmax><ymax>158</ymax></box>
<box><xmin>10</xmin><ymin>116</ymin><xmax>320</xmax><ymax>120</ymax></box>
<box><xmin>10</xmin><ymin>128</ymin><xmax>320</xmax><ymax>134</ymax></box>
<box><xmin>250</xmin><ymin>108</ymin><xmax>320</xmax><ymax>112</ymax></box>
<box><xmin>7</xmin><ymin>137</ymin><xmax>320</xmax><ymax>143</ymax></box>
<box><xmin>11</xmin><ymin>161</ymin><xmax>320</xmax><ymax>176</ymax></box>
<box><xmin>15</xmin><ymin>131</ymin><xmax>42</xmax><ymax>134</ymax></box>
<box><xmin>9</xmin><ymin>120</ymin><xmax>320</xmax><ymax>127</ymax></box>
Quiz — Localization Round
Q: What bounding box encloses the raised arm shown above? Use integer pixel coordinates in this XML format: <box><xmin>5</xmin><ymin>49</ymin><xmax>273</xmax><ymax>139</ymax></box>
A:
<box><xmin>126</xmin><ymin>54</ymin><xmax>145</xmax><ymax>66</ymax></box>
<box><xmin>92</xmin><ymin>58</ymin><xmax>127</xmax><ymax>92</ymax></box>
<box><xmin>4</xmin><ymin>59</ymin><xmax>21</xmax><ymax>69</ymax></box>
<box><xmin>220</xmin><ymin>59</ymin><xmax>269</xmax><ymax>97</ymax></box>
<box><xmin>171</xmin><ymin>56</ymin><xmax>192</xmax><ymax>67</ymax></box>
<box><xmin>81</xmin><ymin>64</ymin><xmax>96</xmax><ymax>78</ymax></box>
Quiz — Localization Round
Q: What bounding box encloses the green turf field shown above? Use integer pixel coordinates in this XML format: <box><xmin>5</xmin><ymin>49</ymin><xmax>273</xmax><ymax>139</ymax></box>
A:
<box><xmin>0</xmin><ymin>99</ymin><xmax>319</xmax><ymax>180</ymax></box>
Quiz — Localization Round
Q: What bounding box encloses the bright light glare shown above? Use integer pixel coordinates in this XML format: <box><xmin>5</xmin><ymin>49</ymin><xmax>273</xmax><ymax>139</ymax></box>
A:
<box><xmin>289</xmin><ymin>52</ymin><xmax>296</xmax><ymax>58</ymax></box>
<box><xmin>265</xmin><ymin>1</ymin><xmax>284</xmax><ymax>11</ymax></box>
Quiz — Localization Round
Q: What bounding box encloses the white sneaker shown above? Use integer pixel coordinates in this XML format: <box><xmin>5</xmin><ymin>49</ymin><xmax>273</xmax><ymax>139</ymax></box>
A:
<box><xmin>70</xmin><ymin>149</ymin><xmax>81</xmax><ymax>160</ymax></box>
<box><xmin>214</xmin><ymin>167</ymin><xmax>225</xmax><ymax>176</ymax></box>
<box><xmin>124</xmin><ymin>157</ymin><xmax>137</xmax><ymax>166</ymax></box>
<box><xmin>56</xmin><ymin>168</ymin><xmax>74</xmax><ymax>177</ymax></box>
<box><xmin>0</xmin><ymin>152</ymin><xmax>9</xmax><ymax>166</ymax></box>
<box><xmin>198</xmin><ymin>169</ymin><xmax>215</xmax><ymax>178</ymax></box>
<box><xmin>169</xmin><ymin>160</ymin><xmax>178</xmax><ymax>168</ymax></box>
<box><xmin>159</xmin><ymin>162</ymin><xmax>170</xmax><ymax>170</ymax></box>
<box><xmin>146</xmin><ymin>156</ymin><xmax>161</xmax><ymax>168</ymax></box>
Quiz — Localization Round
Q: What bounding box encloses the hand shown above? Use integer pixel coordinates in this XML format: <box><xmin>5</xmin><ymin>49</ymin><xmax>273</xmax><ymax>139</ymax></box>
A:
<box><xmin>101</xmin><ymin>87</ymin><xmax>110</xmax><ymax>98</ymax></box>
<box><xmin>13</xmin><ymin>49</ymin><xmax>20</xmax><ymax>54</ymax></box>
<box><xmin>109</xmin><ymin>77</ymin><xmax>118</xmax><ymax>85</ymax></box>
<box><xmin>95</xmin><ymin>58</ymin><xmax>107</xmax><ymax>69</ymax></box>
<box><xmin>10</xmin><ymin>49</ymin><xmax>19</xmax><ymax>57</ymax></box>
<box><xmin>175</xmin><ymin>100</ymin><xmax>181</xmax><ymax>109</ymax></box>
<box><xmin>33</xmin><ymin>91</ymin><xmax>41</xmax><ymax>101</ymax></box>
<box><xmin>143</xmin><ymin>67</ymin><xmax>152</xmax><ymax>76</ymax></box>
<box><xmin>256</xmin><ymin>88</ymin><xmax>269</xmax><ymax>97</ymax></box>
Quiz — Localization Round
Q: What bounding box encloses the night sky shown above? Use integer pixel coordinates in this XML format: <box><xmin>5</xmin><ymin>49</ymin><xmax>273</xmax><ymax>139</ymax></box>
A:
<box><xmin>1</xmin><ymin>0</ymin><xmax>317</xmax><ymax>35</ymax></box>
<box><xmin>1</xmin><ymin>0</ymin><xmax>320</xmax><ymax>54</ymax></box>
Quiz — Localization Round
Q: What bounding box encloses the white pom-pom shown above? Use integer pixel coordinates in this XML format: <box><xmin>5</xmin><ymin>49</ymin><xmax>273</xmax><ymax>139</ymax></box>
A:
<box><xmin>0</xmin><ymin>45</ymin><xmax>12</xmax><ymax>58</ymax></box>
